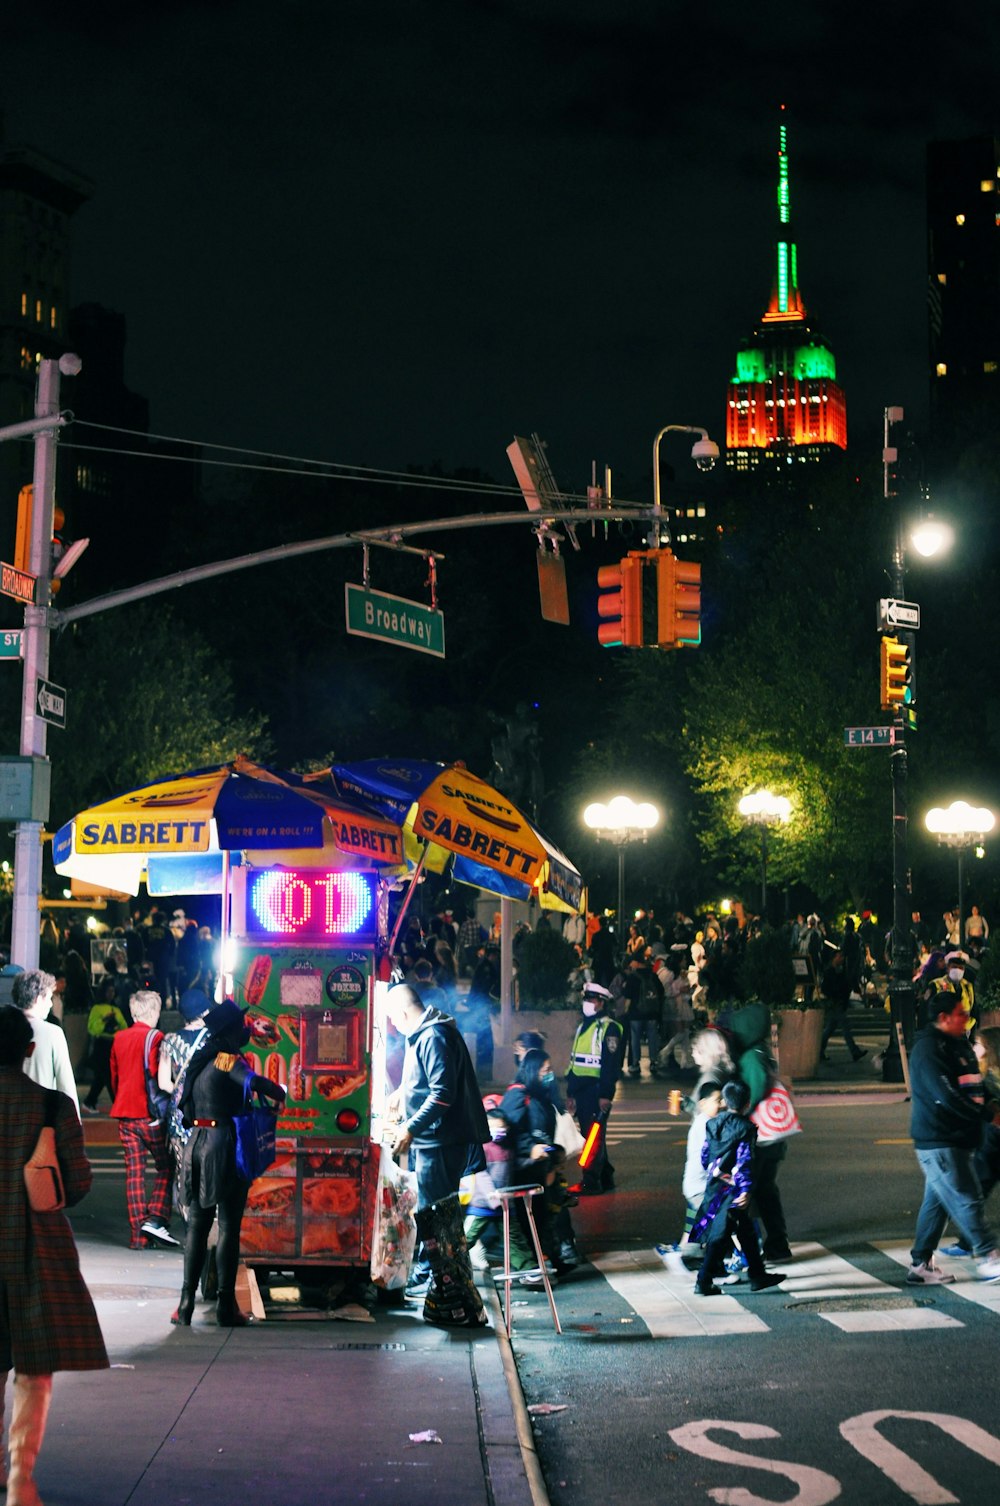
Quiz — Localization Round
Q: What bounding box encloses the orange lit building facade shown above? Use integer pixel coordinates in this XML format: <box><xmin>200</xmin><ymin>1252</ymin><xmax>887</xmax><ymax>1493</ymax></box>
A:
<box><xmin>726</xmin><ymin>111</ymin><xmax>847</xmax><ymax>473</ymax></box>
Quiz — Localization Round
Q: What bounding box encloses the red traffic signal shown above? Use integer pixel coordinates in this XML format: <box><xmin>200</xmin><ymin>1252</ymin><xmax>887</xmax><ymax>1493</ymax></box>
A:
<box><xmin>596</xmin><ymin>556</ymin><xmax>643</xmax><ymax>647</ymax></box>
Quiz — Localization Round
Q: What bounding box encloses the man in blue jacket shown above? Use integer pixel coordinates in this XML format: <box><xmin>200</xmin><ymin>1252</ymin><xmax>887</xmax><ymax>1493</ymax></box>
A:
<box><xmin>907</xmin><ymin>989</ymin><xmax>1000</xmax><ymax>1285</ymax></box>
<box><xmin>386</xmin><ymin>984</ymin><xmax>489</xmax><ymax>1296</ymax></box>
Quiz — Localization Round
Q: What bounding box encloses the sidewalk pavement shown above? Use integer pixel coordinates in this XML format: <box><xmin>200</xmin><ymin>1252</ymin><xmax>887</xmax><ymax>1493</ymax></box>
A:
<box><xmin>42</xmin><ymin>1224</ymin><xmax>537</xmax><ymax>1506</ymax></box>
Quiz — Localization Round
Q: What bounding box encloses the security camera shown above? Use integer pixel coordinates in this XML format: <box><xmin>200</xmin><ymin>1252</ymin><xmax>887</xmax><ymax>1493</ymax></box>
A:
<box><xmin>58</xmin><ymin>352</ymin><xmax>82</xmax><ymax>377</ymax></box>
<box><xmin>691</xmin><ymin>436</ymin><xmax>719</xmax><ymax>471</ymax></box>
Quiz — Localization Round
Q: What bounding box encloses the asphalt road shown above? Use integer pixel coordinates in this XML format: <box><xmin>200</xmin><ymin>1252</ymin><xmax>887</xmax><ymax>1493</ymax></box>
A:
<box><xmin>506</xmin><ymin>1072</ymin><xmax>1000</xmax><ymax>1506</ymax></box>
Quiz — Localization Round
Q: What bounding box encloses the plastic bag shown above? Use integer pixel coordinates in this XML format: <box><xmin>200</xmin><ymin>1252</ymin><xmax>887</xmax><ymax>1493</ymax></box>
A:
<box><xmin>370</xmin><ymin>1144</ymin><xmax>419</xmax><ymax>1289</ymax></box>
<box><xmin>553</xmin><ymin>1109</ymin><xmax>585</xmax><ymax>1159</ymax></box>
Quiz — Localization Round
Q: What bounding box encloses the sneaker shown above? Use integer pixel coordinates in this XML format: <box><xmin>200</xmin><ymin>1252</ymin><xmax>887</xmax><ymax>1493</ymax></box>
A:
<box><xmin>694</xmin><ymin>1283</ymin><xmax>722</xmax><ymax>1296</ymax></box>
<box><xmin>404</xmin><ymin>1276</ymin><xmax>431</xmax><ymax>1300</ymax></box>
<box><xmin>469</xmin><ymin>1243</ymin><xmax>490</xmax><ymax>1271</ymax></box>
<box><xmin>519</xmin><ymin>1271</ymin><xmax>557</xmax><ymax>1291</ymax></box>
<box><xmin>763</xmin><ymin>1245</ymin><xmax>793</xmax><ymax>1263</ymax></box>
<box><xmin>939</xmin><ymin>1243</ymin><xmax>970</xmax><ymax>1257</ymax></box>
<box><xmin>557</xmin><ymin>1241</ymin><xmax>580</xmax><ymax>1270</ymax></box>
<box><xmin>81</xmin><ymin>1103</ymin><xmax>101</xmax><ymax>1116</ymax></box>
<box><xmin>905</xmin><ymin>1261</ymin><xmax>956</xmax><ymax>1285</ymax></box>
<box><xmin>141</xmin><ymin>1221</ymin><xmax>181</xmax><ymax>1247</ymax></box>
<box><xmin>851</xmin><ymin>1049</ymin><xmax>868</xmax><ymax>1063</ymax></box>
<box><xmin>749</xmin><ymin>1273</ymin><xmax>786</xmax><ymax>1291</ymax></box>
<box><xmin>977</xmin><ymin>1251</ymin><xmax>1000</xmax><ymax>1282</ymax></box>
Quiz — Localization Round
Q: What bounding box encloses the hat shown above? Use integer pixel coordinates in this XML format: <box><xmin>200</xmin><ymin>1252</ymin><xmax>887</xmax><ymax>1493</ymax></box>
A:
<box><xmin>944</xmin><ymin>950</ymin><xmax>968</xmax><ymax>967</ymax></box>
<box><xmin>179</xmin><ymin>989</ymin><xmax>210</xmax><ymax>1022</ymax></box>
<box><xmin>582</xmin><ymin>982</ymin><xmax>612</xmax><ymax>999</ymax></box>
<box><xmin>204</xmin><ymin>1001</ymin><xmax>246</xmax><ymax>1038</ymax></box>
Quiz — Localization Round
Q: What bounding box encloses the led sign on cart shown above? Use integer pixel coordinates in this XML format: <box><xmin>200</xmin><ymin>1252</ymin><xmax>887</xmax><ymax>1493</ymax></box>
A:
<box><xmin>247</xmin><ymin>870</ymin><xmax>375</xmax><ymax>941</ymax></box>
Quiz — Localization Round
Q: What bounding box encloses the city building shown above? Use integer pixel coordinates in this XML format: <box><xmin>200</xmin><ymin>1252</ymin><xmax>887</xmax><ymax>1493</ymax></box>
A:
<box><xmin>725</xmin><ymin>108</ymin><xmax>848</xmax><ymax>476</ymax></box>
<box><xmin>926</xmin><ymin>135</ymin><xmax>1000</xmax><ymax>449</ymax></box>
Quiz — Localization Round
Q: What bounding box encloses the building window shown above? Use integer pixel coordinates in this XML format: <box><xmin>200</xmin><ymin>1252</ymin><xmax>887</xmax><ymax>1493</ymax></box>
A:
<box><xmin>34</xmin><ymin>299</ymin><xmax>42</xmax><ymax>323</ymax></box>
<box><xmin>985</xmin><ymin>361</ymin><xmax>998</xmax><ymax>374</ymax></box>
<box><xmin>981</xmin><ymin>180</ymin><xmax>995</xmax><ymax>192</ymax></box>
<box><xmin>49</xmin><ymin>306</ymin><xmax>57</xmax><ymax>329</ymax></box>
<box><xmin>955</xmin><ymin>213</ymin><xmax>966</xmax><ymax>226</ymax></box>
<box><xmin>20</xmin><ymin>292</ymin><xmax>27</xmax><ymax>317</ymax></box>
<box><xmin>19</xmin><ymin>346</ymin><xmax>32</xmax><ymax>371</ymax></box>
<box><xmin>937</xmin><ymin>273</ymin><xmax>947</xmax><ymax>285</ymax></box>
<box><xmin>936</xmin><ymin>362</ymin><xmax>948</xmax><ymax>376</ymax></box>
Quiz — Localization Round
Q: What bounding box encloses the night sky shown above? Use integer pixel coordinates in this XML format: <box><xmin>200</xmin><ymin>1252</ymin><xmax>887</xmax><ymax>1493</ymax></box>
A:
<box><xmin>6</xmin><ymin>3</ymin><xmax>1000</xmax><ymax>499</ymax></box>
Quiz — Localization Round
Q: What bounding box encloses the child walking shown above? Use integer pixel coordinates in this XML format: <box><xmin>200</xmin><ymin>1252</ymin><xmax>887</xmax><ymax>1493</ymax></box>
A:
<box><xmin>690</xmin><ymin>1080</ymin><xmax>787</xmax><ymax>1296</ymax></box>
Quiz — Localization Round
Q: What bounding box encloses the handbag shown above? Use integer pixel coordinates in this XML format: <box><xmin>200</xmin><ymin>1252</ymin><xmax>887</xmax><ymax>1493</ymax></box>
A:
<box><xmin>750</xmin><ymin>1080</ymin><xmax>803</xmax><ymax>1142</ymax></box>
<box><xmin>24</xmin><ymin>1090</ymin><xmax>65</xmax><ymax>1213</ymax></box>
<box><xmin>234</xmin><ymin>1078</ymin><xmax>278</xmax><ymax>1182</ymax></box>
<box><xmin>553</xmin><ymin>1108</ymin><xmax>585</xmax><ymax>1159</ymax></box>
<box><xmin>143</xmin><ymin>1030</ymin><xmax>172</xmax><ymax>1124</ymax></box>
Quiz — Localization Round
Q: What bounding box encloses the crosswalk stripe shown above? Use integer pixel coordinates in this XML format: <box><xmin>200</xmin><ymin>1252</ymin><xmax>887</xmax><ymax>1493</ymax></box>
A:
<box><xmin>589</xmin><ymin>1242</ymin><xmax>982</xmax><ymax>1338</ymax></box>
<box><xmin>876</xmin><ymin>1243</ymin><xmax>1000</xmax><ymax>1316</ymax></box>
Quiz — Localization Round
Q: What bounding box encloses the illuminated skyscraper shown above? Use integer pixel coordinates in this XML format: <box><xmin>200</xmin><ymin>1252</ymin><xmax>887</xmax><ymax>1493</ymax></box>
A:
<box><xmin>725</xmin><ymin>109</ymin><xmax>847</xmax><ymax>473</ymax></box>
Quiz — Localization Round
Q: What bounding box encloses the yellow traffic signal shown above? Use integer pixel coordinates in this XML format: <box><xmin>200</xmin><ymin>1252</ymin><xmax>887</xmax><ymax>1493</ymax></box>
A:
<box><xmin>14</xmin><ymin>484</ymin><xmax>33</xmax><ymax>573</ymax></box>
<box><xmin>880</xmin><ymin>635</ymin><xmax>911</xmax><ymax>710</ymax></box>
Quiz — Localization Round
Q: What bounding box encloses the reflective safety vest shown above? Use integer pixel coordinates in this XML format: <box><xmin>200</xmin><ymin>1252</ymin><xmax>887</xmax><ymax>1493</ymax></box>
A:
<box><xmin>571</xmin><ymin>1015</ymin><xmax>617</xmax><ymax>1076</ymax></box>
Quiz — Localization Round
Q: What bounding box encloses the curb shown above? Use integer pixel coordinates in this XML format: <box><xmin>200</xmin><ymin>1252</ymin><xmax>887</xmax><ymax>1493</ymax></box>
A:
<box><xmin>481</xmin><ymin>1281</ymin><xmax>552</xmax><ymax>1506</ymax></box>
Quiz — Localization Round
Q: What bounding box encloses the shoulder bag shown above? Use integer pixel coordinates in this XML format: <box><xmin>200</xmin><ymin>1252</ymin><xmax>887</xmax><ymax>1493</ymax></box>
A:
<box><xmin>24</xmin><ymin>1090</ymin><xmax>66</xmax><ymax>1212</ymax></box>
<box><xmin>234</xmin><ymin>1076</ymin><xmax>279</xmax><ymax>1182</ymax></box>
<box><xmin>144</xmin><ymin>1029</ymin><xmax>172</xmax><ymax>1124</ymax></box>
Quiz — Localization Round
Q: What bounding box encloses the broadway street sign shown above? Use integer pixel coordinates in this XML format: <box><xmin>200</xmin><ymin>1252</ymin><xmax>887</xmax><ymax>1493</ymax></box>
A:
<box><xmin>0</xmin><ymin>561</ymin><xmax>36</xmax><ymax>606</ymax></box>
<box><xmin>345</xmin><ymin>584</ymin><xmax>445</xmax><ymax>659</ymax></box>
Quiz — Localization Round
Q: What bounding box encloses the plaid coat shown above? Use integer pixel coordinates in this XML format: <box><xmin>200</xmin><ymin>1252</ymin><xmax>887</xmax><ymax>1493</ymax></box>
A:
<box><xmin>0</xmin><ymin>1065</ymin><xmax>109</xmax><ymax>1373</ymax></box>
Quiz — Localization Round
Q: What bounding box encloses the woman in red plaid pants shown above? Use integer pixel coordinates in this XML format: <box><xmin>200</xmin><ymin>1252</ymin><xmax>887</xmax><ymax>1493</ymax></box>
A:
<box><xmin>110</xmin><ymin>990</ymin><xmax>178</xmax><ymax>1249</ymax></box>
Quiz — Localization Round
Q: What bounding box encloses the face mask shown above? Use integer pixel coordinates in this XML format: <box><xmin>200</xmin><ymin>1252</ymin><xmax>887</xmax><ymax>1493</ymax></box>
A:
<box><xmin>948</xmin><ymin>968</ymin><xmax>964</xmax><ymax>982</ymax></box>
<box><xmin>582</xmin><ymin>1000</ymin><xmax>599</xmax><ymax>1017</ymax></box>
<box><xmin>541</xmin><ymin>1071</ymin><xmax>555</xmax><ymax>1085</ymax></box>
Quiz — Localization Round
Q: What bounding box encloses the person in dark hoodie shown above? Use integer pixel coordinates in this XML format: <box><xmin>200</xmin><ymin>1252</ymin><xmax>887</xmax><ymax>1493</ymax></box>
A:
<box><xmin>690</xmin><ymin>1080</ymin><xmax>786</xmax><ymax>1296</ymax></box>
<box><xmin>722</xmin><ymin>1001</ymin><xmax>794</xmax><ymax>1262</ymax></box>
<box><xmin>386</xmin><ymin>983</ymin><xmax>490</xmax><ymax>1297</ymax></box>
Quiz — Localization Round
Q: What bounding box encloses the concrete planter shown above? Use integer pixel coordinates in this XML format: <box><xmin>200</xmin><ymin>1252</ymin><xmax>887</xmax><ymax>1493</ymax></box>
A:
<box><xmin>774</xmin><ymin>1007</ymin><xmax>824</xmax><ymax>1080</ymax></box>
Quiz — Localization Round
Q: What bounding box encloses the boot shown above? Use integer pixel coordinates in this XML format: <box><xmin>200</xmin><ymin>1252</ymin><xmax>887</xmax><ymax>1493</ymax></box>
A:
<box><xmin>170</xmin><ymin>1287</ymin><xmax>196</xmax><ymax>1326</ymax></box>
<box><xmin>215</xmin><ymin>1291</ymin><xmax>250</xmax><ymax>1327</ymax></box>
<box><xmin>7</xmin><ymin>1372</ymin><xmax>53</xmax><ymax>1506</ymax></box>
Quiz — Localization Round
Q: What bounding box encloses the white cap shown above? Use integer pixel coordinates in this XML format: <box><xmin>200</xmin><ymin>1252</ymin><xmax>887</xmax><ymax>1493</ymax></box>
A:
<box><xmin>582</xmin><ymin>982</ymin><xmax>612</xmax><ymax>1000</ymax></box>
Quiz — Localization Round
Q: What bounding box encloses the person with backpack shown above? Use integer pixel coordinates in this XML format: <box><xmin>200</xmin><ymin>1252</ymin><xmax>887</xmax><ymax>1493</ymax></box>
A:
<box><xmin>722</xmin><ymin>1002</ymin><xmax>795</xmax><ymax>1263</ymax></box>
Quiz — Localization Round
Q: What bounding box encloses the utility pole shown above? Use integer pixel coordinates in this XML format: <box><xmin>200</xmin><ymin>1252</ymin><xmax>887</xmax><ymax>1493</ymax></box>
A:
<box><xmin>5</xmin><ymin>355</ymin><xmax>76</xmax><ymax>967</ymax></box>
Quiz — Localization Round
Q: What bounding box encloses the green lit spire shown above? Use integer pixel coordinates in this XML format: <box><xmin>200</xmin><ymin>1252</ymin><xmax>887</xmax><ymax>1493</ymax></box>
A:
<box><xmin>765</xmin><ymin>105</ymin><xmax>804</xmax><ymax>321</ymax></box>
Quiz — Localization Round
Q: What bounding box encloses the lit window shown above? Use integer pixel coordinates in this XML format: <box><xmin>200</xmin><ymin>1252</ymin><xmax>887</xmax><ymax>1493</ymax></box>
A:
<box><xmin>937</xmin><ymin>273</ymin><xmax>947</xmax><ymax>285</ymax></box>
<box><xmin>956</xmin><ymin>214</ymin><xmax>966</xmax><ymax>225</ymax></box>
<box><xmin>985</xmin><ymin>361</ymin><xmax>998</xmax><ymax>374</ymax></box>
<box><xmin>936</xmin><ymin>362</ymin><xmax>948</xmax><ymax>376</ymax></box>
<box><xmin>20</xmin><ymin>292</ymin><xmax>27</xmax><ymax>316</ymax></box>
<box><xmin>34</xmin><ymin>300</ymin><xmax>42</xmax><ymax>323</ymax></box>
<box><xmin>19</xmin><ymin>346</ymin><xmax>32</xmax><ymax>371</ymax></box>
<box><xmin>696</xmin><ymin>507</ymin><xmax>706</xmax><ymax>518</ymax></box>
<box><xmin>49</xmin><ymin>306</ymin><xmax>57</xmax><ymax>329</ymax></box>
<box><xmin>981</xmin><ymin>180</ymin><xmax>994</xmax><ymax>192</ymax></box>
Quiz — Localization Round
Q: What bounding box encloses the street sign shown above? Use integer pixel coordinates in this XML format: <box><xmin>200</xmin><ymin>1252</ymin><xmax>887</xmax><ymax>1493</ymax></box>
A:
<box><xmin>844</xmin><ymin>726</ymin><xmax>895</xmax><ymax>747</ymax></box>
<box><xmin>345</xmin><ymin>584</ymin><xmax>445</xmax><ymax>659</ymax></box>
<box><xmin>877</xmin><ymin>597</ymin><xmax>920</xmax><ymax>631</ymax></box>
<box><xmin>36</xmin><ymin>677</ymin><xmax>67</xmax><ymax>729</ymax></box>
<box><xmin>0</xmin><ymin>629</ymin><xmax>23</xmax><ymax>659</ymax></box>
<box><xmin>0</xmin><ymin>561</ymin><xmax>36</xmax><ymax>605</ymax></box>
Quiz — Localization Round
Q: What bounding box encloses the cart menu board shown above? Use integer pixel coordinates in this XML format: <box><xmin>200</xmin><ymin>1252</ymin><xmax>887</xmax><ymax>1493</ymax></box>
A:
<box><xmin>235</xmin><ymin>943</ymin><xmax>372</xmax><ymax>1140</ymax></box>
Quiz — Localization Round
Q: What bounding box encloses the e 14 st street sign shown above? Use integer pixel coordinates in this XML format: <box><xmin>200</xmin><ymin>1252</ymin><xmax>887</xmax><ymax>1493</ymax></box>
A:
<box><xmin>844</xmin><ymin>726</ymin><xmax>895</xmax><ymax>747</ymax></box>
<box><xmin>345</xmin><ymin>584</ymin><xmax>445</xmax><ymax>659</ymax></box>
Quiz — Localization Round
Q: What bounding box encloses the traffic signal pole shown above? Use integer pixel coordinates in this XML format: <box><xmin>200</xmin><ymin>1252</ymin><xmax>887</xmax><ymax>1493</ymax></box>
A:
<box><xmin>7</xmin><ymin>357</ymin><xmax>70</xmax><ymax>968</ymax></box>
<box><xmin>884</xmin><ymin>405</ymin><xmax>915</xmax><ymax>1078</ymax></box>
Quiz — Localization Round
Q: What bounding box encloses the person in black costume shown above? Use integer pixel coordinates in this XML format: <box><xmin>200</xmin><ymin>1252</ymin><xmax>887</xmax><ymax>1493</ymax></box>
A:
<box><xmin>171</xmin><ymin>1002</ymin><xmax>286</xmax><ymax>1327</ymax></box>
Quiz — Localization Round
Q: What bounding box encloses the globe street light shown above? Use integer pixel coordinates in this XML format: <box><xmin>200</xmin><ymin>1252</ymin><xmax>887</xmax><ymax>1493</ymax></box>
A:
<box><xmin>925</xmin><ymin>801</ymin><xmax>996</xmax><ymax>947</ymax></box>
<box><xmin>583</xmin><ymin>796</ymin><xmax>660</xmax><ymax>954</ymax></box>
<box><xmin>738</xmin><ymin>791</ymin><xmax>791</xmax><ymax>916</ymax></box>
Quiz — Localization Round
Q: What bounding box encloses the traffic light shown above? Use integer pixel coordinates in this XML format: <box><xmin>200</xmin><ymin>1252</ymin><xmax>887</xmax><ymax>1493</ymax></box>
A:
<box><xmin>880</xmin><ymin>635</ymin><xmax>912</xmax><ymax>711</ymax></box>
<box><xmin>656</xmin><ymin>551</ymin><xmax>702</xmax><ymax>648</ymax></box>
<box><xmin>597</xmin><ymin>555</ymin><xmax>644</xmax><ymax>647</ymax></box>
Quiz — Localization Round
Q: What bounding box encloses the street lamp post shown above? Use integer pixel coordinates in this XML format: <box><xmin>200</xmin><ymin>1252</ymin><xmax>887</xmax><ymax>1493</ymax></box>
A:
<box><xmin>583</xmin><ymin>796</ymin><xmax>660</xmax><ymax>957</ymax></box>
<box><xmin>649</xmin><ymin>425</ymin><xmax>719</xmax><ymax>547</ymax></box>
<box><xmin>738</xmin><ymin>791</ymin><xmax>791</xmax><ymax>918</ymax></box>
<box><xmin>925</xmin><ymin>802</ymin><xmax>996</xmax><ymax>948</ymax></box>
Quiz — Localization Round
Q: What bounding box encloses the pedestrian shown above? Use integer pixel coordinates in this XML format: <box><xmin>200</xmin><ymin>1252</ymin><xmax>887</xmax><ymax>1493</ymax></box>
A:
<box><xmin>940</xmin><ymin>1026</ymin><xmax>1000</xmax><ymax>1256</ymax></box>
<box><xmin>158</xmin><ymin>988</ymin><xmax>212</xmax><ymax>1214</ymax></box>
<box><xmin>172</xmin><ymin>1001</ymin><xmax>286</xmax><ymax>1326</ymax></box>
<box><xmin>906</xmin><ymin>989</ymin><xmax>1000</xmax><ymax>1284</ymax></box>
<box><xmin>565</xmin><ymin>980</ymin><xmax>624</xmax><ymax>1195</ymax></box>
<box><xmin>384</xmin><ymin>984</ymin><xmax>490</xmax><ymax>1301</ymax></box>
<box><xmin>81</xmin><ymin>977</ymin><xmax>128</xmax><ymax>1114</ymax></box>
<box><xmin>109</xmin><ymin>988</ymin><xmax>179</xmax><ymax>1250</ymax></box>
<box><xmin>684</xmin><ymin>1026</ymin><xmax>736</xmax><ymax>1114</ymax></box>
<box><xmin>0</xmin><ymin>1005</ymin><xmax>109</xmax><ymax>1506</ymax></box>
<box><xmin>724</xmin><ymin>1003</ymin><xmax>793</xmax><ymax>1262</ymax></box>
<box><xmin>819</xmin><ymin>949</ymin><xmax>867</xmax><ymax>1062</ymax></box>
<box><xmin>622</xmin><ymin>953</ymin><xmax>665</xmax><ymax>1079</ymax></box>
<box><xmin>588</xmin><ymin>913</ymin><xmax>616</xmax><ymax>987</ymax></box>
<box><xmin>498</xmin><ymin>1047</ymin><xmax>567</xmax><ymax>1283</ymax></box>
<box><xmin>690</xmin><ymin>1079</ymin><xmax>787</xmax><ymax>1296</ymax></box>
<box><xmin>464</xmin><ymin>1096</ymin><xmax>537</xmax><ymax>1274</ymax></box>
<box><xmin>10</xmin><ymin>969</ymin><xmax>80</xmax><ymax>1117</ymax></box>
<box><xmin>464</xmin><ymin>944</ymin><xmax>499</xmax><ymax>1081</ymax></box>
<box><xmin>665</xmin><ymin>1079</ymin><xmax>723</xmax><ymax>1253</ymax></box>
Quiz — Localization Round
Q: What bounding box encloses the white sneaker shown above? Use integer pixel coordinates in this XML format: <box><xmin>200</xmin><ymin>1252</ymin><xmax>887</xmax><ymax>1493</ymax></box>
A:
<box><xmin>905</xmin><ymin>1260</ymin><xmax>956</xmax><ymax>1285</ymax></box>
<box><xmin>977</xmin><ymin>1250</ymin><xmax>1000</xmax><ymax>1282</ymax></box>
<box><xmin>141</xmin><ymin>1221</ymin><xmax>181</xmax><ymax>1247</ymax></box>
<box><xmin>469</xmin><ymin>1243</ymin><xmax>490</xmax><ymax>1270</ymax></box>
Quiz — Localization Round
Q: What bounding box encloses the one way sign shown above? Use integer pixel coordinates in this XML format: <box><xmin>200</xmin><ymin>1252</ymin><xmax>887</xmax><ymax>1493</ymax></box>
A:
<box><xmin>36</xmin><ymin>678</ymin><xmax>66</xmax><ymax>729</ymax></box>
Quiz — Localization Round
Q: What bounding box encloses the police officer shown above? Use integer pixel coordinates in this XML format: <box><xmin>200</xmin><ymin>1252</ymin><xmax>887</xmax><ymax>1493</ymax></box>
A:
<box><xmin>566</xmin><ymin>981</ymin><xmax>624</xmax><ymax>1194</ymax></box>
